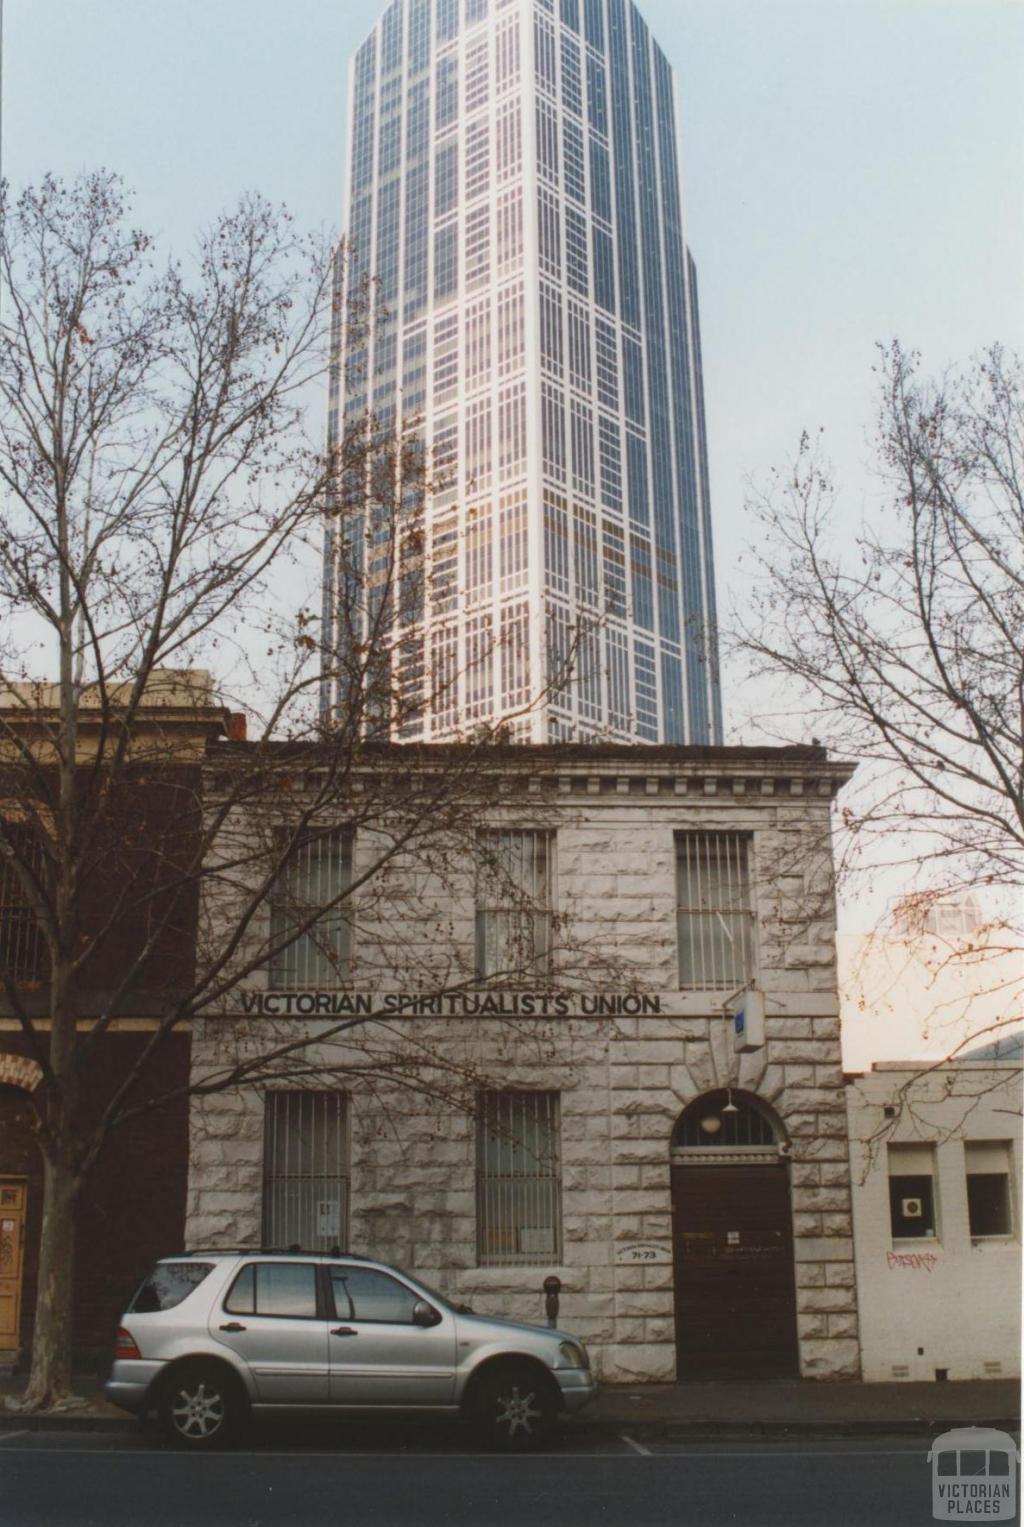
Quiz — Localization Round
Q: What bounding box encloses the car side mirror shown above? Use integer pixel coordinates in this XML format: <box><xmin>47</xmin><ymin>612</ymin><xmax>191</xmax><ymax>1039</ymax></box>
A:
<box><xmin>412</xmin><ymin>1299</ymin><xmax>440</xmax><ymax>1327</ymax></box>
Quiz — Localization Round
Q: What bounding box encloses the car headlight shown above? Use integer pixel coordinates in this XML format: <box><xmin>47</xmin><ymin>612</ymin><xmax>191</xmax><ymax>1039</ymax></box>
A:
<box><xmin>557</xmin><ymin>1339</ymin><xmax>589</xmax><ymax>1369</ymax></box>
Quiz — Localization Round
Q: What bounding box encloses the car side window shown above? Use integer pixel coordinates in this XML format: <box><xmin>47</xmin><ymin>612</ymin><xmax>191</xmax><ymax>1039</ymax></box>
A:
<box><xmin>225</xmin><ymin>1263</ymin><xmax>318</xmax><ymax>1319</ymax></box>
<box><xmin>330</xmin><ymin>1267</ymin><xmax>421</xmax><ymax>1324</ymax></box>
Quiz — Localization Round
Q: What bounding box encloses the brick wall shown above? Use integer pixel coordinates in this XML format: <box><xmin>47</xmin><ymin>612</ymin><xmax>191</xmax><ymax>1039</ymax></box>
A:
<box><xmin>0</xmin><ymin>1031</ymin><xmax>190</xmax><ymax>1367</ymax></box>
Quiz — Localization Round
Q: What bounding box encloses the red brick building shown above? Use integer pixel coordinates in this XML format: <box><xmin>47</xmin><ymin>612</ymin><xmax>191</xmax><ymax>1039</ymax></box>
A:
<box><xmin>0</xmin><ymin>673</ymin><xmax>230</xmax><ymax>1368</ymax></box>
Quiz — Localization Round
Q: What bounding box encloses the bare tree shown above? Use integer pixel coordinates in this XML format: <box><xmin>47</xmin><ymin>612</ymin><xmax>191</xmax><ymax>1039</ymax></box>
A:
<box><xmin>736</xmin><ymin>341</ymin><xmax>1023</xmax><ymax>1076</ymax></box>
<box><xmin>0</xmin><ymin>173</ymin><xmax>616</xmax><ymax>1410</ymax></box>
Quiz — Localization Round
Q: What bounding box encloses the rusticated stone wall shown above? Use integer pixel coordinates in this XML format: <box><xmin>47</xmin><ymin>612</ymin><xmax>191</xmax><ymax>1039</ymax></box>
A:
<box><xmin>187</xmin><ymin>748</ymin><xmax>860</xmax><ymax>1382</ymax></box>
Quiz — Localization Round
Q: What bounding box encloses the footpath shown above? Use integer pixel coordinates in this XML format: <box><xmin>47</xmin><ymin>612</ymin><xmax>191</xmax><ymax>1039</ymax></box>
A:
<box><xmin>0</xmin><ymin>1373</ymin><xmax>1018</xmax><ymax>1442</ymax></box>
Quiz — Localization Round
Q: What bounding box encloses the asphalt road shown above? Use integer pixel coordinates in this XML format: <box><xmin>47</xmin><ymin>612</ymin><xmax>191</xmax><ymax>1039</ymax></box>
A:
<box><xmin>1</xmin><ymin>1424</ymin><xmax>996</xmax><ymax>1527</ymax></box>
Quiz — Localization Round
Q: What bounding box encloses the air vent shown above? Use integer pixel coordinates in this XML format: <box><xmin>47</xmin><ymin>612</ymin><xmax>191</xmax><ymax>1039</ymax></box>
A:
<box><xmin>983</xmin><ymin>1362</ymin><xmax>1003</xmax><ymax>1376</ymax></box>
<box><xmin>891</xmin><ymin>1365</ymin><xmax>910</xmax><ymax>1378</ymax></box>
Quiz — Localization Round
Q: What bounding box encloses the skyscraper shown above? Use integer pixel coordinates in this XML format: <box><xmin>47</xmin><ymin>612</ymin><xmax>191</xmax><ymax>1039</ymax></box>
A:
<box><xmin>323</xmin><ymin>0</ymin><xmax>723</xmax><ymax>744</ymax></box>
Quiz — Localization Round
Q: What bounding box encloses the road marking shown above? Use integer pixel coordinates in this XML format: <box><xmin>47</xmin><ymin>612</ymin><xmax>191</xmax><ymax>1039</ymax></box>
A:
<box><xmin>621</xmin><ymin>1433</ymin><xmax>651</xmax><ymax>1456</ymax></box>
<box><xmin>0</xmin><ymin>1431</ymin><xmax>28</xmax><ymax>1444</ymax></box>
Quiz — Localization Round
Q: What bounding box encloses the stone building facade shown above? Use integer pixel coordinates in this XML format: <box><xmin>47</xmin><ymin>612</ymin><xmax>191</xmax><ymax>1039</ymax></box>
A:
<box><xmin>187</xmin><ymin>742</ymin><xmax>861</xmax><ymax>1383</ymax></box>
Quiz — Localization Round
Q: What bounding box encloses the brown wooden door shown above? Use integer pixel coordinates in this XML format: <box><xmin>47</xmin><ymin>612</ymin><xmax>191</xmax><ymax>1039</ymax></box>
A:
<box><xmin>672</xmin><ymin>1163</ymin><xmax>798</xmax><ymax>1378</ymax></box>
<box><xmin>0</xmin><ymin>1181</ymin><xmax>27</xmax><ymax>1349</ymax></box>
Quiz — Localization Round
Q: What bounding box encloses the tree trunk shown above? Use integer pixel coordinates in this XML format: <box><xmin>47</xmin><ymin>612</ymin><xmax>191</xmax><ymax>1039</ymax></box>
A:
<box><xmin>21</xmin><ymin>1154</ymin><xmax>79</xmax><ymax>1410</ymax></box>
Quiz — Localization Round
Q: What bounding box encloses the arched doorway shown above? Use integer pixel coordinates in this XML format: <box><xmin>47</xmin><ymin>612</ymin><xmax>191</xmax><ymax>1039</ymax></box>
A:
<box><xmin>671</xmin><ymin>1090</ymin><xmax>798</xmax><ymax>1379</ymax></box>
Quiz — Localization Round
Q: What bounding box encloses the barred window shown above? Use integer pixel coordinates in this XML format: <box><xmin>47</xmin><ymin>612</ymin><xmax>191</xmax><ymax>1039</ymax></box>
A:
<box><xmin>0</xmin><ymin>822</ymin><xmax>48</xmax><ymax>986</ymax></box>
<box><xmin>269</xmin><ymin>829</ymin><xmax>352</xmax><ymax>989</ymax></box>
<box><xmin>675</xmin><ymin>832</ymin><xmax>755</xmax><ymax>990</ymax></box>
<box><xmin>477</xmin><ymin>1092</ymin><xmax>561</xmax><ymax>1266</ymax></box>
<box><xmin>476</xmin><ymin>830</ymin><xmax>553</xmax><ymax>982</ymax></box>
<box><xmin>262</xmin><ymin>1091</ymin><xmax>348</xmax><ymax>1251</ymax></box>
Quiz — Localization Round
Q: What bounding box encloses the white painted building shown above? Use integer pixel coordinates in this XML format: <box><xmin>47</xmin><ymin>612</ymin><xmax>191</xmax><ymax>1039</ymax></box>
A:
<box><xmin>846</xmin><ymin>1062</ymin><xmax>1022</xmax><ymax>1383</ymax></box>
<box><xmin>188</xmin><ymin>741</ymin><xmax>862</xmax><ymax>1383</ymax></box>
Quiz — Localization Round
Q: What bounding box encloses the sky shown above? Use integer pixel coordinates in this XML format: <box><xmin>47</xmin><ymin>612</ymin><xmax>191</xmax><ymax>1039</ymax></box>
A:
<box><xmin>3</xmin><ymin>0</ymin><xmax>1023</xmax><ymax>924</ymax></box>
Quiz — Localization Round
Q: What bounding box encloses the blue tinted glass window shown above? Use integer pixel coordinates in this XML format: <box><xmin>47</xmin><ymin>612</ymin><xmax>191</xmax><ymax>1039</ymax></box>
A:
<box><xmin>535</xmin><ymin>14</ymin><xmax>557</xmax><ymax>95</ymax></box>
<box><xmin>630</xmin><ymin>537</ymin><xmax>654</xmax><ymax>631</ymax></box>
<box><xmin>466</xmin><ymin>0</ymin><xmax>488</xmax><ymax>20</ymax></box>
<box><xmin>379</xmin><ymin>115</ymin><xmax>401</xmax><ymax>176</ymax></box>
<box><xmin>589</xmin><ymin>138</ymin><xmax>611</xmax><ymax>221</ymax></box>
<box><xmin>435</xmin><ymin>140</ymin><xmax>458</xmax><ymax>217</ymax></box>
<box><xmin>382</xmin><ymin>0</ymin><xmax>404</xmax><ymax>72</ymax></box>
<box><xmin>434</xmin><ymin>223</ymin><xmax>458</xmax><ymax>302</ymax></box>
<box><xmin>593</xmin><ymin>228</ymin><xmax>615</xmax><ymax>313</ymax></box>
<box><xmin>626</xmin><ymin>431</ymin><xmax>648</xmax><ymax>528</ymax></box>
<box><xmin>660</xmin><ymin>653</ymin><xmax>684</xmax><ymax>742</ymax></box>
<box><xmin>607</xmin><ymin>0</ymin><xmax>640</xmax><ymax>326</ymax></box>
<box><xmin>436</xmin><ymin>55</ymin><xmax>458</xmax><ymax>130</ymax></box>
<box><xmin>564</xmin><ymin>119</ymin><xmax>585</xmax><ymax>203</ymax></box>
<box><xmin>584</xmin><ymin>0</ymin><xmax>604</xmax><ymax>51</ymax></box>
<box><xmin>538</xmin><ymin>191</ymin><xmax>561</xmax><ymax>278</ymax></box>
<box><xmin>408</xmin><ymin>0</ymin><xmax>431</xmax><ymax>72</ymax></box>
<box><xmin>406</xmin><ymin>78</ymin><xmax>429</xmax><ymax>162</ymax></box>
<box><xmin>561</xmin><ymin>0</ymin><xmax>580</xmax><ymax>31</ymax></box>
<box><xmin>586</xmin><ymin>56</ymin><xmax>607</xmax><ymax>135</ymax></box>
<box><xmin>565</xmin><ymin>206</ymin><xmax>588</xmax><ymax>294</ymax></box>
<box><xmin>436</xmin><ymin>0</ymin><xmax>458</xmax><ymax>43</ymax></box>
<box><xmin>598</xmin><ymin>415</ymin><xmax>622</xmax><ymax>512</ymax></box>
<box><xmin>561</xmin><ymin>33</ymin><xmax>582</xmax><ymax>116</ymax></box>
<box><xmin>622</xmin><ymin>337</ymin><xmax>645</xmax><ymax>426</ymax></box>
<box><xmin>348</xmin><ymin>196</ymin><xmax>373</xmax><ymax>292</ymax></box>
<box><xmin>403</xmin><ymin>163</ymin><xmax>429</xmax><ymax>320</ymax></box>
<box><xmin>657</xmin><ymin>551</ymin><xmax>680</xmax><ymax>643</ymax></box>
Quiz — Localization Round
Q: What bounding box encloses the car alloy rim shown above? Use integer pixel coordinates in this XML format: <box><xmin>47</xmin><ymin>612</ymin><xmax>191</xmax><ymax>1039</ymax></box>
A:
<box><xmin>171</xmin><ymin>1381</ymin><xmax>225</xmax><ymax>1439</ymax></box>
<box><xmin>495</xmin><ymin>1384</ymin><xmax>542</xmax><ymax>1437</ymax></box>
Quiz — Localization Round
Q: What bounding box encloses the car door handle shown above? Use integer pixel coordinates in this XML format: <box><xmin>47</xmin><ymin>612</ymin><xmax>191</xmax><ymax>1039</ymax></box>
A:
<box><xmin>219</xmin><ymin>1322</ymin><xmax>247</xmax><ymax>1332</ymax></box>
<box><xmin>330</xmin><ymin>1326</ymin><xmax>358</xmax><ymax>1336</ymax></box>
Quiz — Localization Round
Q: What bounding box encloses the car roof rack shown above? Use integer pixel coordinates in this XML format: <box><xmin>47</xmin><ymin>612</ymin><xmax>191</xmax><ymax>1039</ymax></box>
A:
<box><xmin>176</xmin><ymin>1246</ymin><xmax>377</xmax><ymax>1260</ymax></box>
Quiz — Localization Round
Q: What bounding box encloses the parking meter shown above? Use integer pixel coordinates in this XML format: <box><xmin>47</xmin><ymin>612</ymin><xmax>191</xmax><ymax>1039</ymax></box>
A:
<box><xmin>543</xmin><ymin>1274</ymin><xmax>562</xmax><ymax>1328</ymax></box>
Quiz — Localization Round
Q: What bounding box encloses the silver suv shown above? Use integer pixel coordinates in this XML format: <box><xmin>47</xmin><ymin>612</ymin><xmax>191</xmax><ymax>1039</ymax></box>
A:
<box><xmin>106</xmin><ymin>1250</ymin><xmax>596</xmax><ymax>1451</ymax></box>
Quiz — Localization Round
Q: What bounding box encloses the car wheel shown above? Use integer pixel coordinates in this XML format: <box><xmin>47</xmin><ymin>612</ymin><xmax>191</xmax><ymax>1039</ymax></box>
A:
<box><xmin>473</xmin><ymin>1362</ymin><xmax>557</xmax><ymax>1452</ymax></box>
<box><xmin>159</xmin><ymin>1362</ymin><xmax>239</xmax><ymax>1449</ymax></box>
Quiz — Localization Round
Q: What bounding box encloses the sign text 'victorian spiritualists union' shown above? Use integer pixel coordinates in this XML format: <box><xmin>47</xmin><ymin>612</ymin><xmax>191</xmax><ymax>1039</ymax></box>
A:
<box><xmin>237</xmin><ymin>991</ymin><xmax>663</xmax><ymax>1018</ymax></box>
